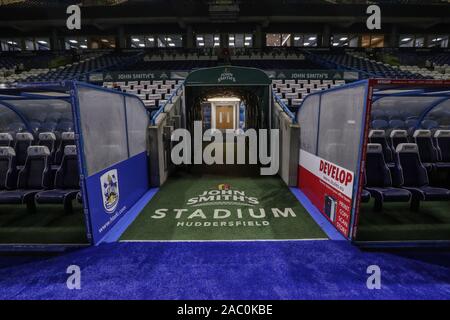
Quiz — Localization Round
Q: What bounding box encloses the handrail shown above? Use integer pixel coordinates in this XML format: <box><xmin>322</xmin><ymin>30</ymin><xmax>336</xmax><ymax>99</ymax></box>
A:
<box><xmin>150</xmin><ymin>82</ymin><xmax>184</xmax><ymax>125</ymax></box>
<box><xmin>272</xmin><ymin>88</ymin><xmax>296</xmax><ymax>122</ymax></box>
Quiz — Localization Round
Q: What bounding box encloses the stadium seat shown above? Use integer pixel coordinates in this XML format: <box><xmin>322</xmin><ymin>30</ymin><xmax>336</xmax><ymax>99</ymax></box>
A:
<box><xmin>365</xmin><ymin>143</ymin><xmax>411</xmax><ymax>210</ymax></box>
<box><xmin>389</xmin><ymin>119</ymin><xmax>406</xmax><ymax>130</ymax></box>
<box><xmin>38</xmin><ymin>132</ymin><xmax>57</xmax><ymax>164</ymax></box>
<box><xmin>371</xmin><ymin>119</ymin><xmax>389</xmax><ymax>130</ymax></box>
<box><xmin>369</xmin><ymin>130</ymin><xmax>393</xmax><ymax>164</ymax></box>
<box><xmin>434</xmin><ymin>130</ymin><xmax>450</xmax><ymax>165</ymax></box>
<box><xmin>36</xmin><ymin>145</ymin><xmax>79</xmax><ymax>213</ymax></box>
<box><xmin>0</xmin><ymin>147</ymin><xmax>17</xmax><ymax>191</ymax></box>
<box><xmin>421</xmin><ymin>120</ymin><xmax>439</xmax><ymax>131</ymax></box>
<box><xmin>0</xmin><ymin>133</ymin><xmax>14</xmax><ymax>147</ymax></box>
<box><xmin>390</xmin><ymin>130</ymin><xmax>408</xmax><ymax>150</ymax></box>
<box><xmin>395</xmin><ymin>143</ymin><xmax>450</xmax><ymax>210</ymax></box>
<box><xmin>413</xmin><ymin>130</ymin><xmax>438</xmax><ymax>172</ymax></box>
<box><xmin>361</xmin><ymin>189</ymin><xmax>371</xmax><ymax>203</ymax></box>
<box><xmin>14</xmin><ymin>132</ymin><xmax>34</xmax><ymax>168</ymax></box>
<box><xmin>54</xmin><ymin>132</ymin><xmax>75</xmax><ymax>165</ymax></box>
<box><xmin>0</xmin><ymin>146</ymin><xmax>52</xmax><ymax>212</ymax></box>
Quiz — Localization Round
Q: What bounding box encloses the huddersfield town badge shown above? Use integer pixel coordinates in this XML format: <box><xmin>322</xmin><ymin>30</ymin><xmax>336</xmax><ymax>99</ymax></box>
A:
<box><xmin>100</xmin><ymin>169</ymin><xmax>120</xmax><ymax>214</ymax></box>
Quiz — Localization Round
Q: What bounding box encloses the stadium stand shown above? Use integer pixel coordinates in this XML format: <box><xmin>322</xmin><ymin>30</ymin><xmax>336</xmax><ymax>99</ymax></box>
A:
<box><xmin>308</xmin><ymin>51</ymin><xmax>429</xmax><ymax>79</ymax></box>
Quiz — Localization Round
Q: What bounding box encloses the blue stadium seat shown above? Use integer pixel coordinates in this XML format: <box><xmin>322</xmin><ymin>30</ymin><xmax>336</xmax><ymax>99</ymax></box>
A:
<box><xmin>36</xmin><ymin>145</ymin><xmax>79</xmax><ymax>213</ymax></box>
<box><xmin>0</xmin><ymin>146</ymin><xmax>52</xmax><ymax>212</ymax></box>
<box><xmin>38</xmin><ymin>132</ymin><xmax>57</xmax><ymax>164</ymax></box>
<box><xmin>395</xmin><ymin>143</ymin><xmax>450</xmax><ymax>210</ymax></box>
<box><xmin>54</xmin><ymin>132</ymin><xmax>75</xmax><ymax>165</ymax></box>
<box><xmin>389</xmin><ymin>119</ymin><xmax>406</xmax><ymax>130</ymax></box>
<box><xmin>434</xmin><ymin>130</ymin><xmax>450</xmax><ymax>169</ymax></box>
<box><xmin>371</xmin><ymin>119</ymin><xmax>389</xmax><ymax>130</ymax></box>
<box><xmin>421</xmin><ymin>120</ymin><xmax>439</xmax><ymax>130</ymax></box>
<box><xmin>371</xmin><ymin>110</ymin><xmax>387</xmax><ymax>121</ymax></box>
<box><xmin>369</xmin><ymin>130</ymin><xmax>393</xmax><ymax>164</ymax></box>
<box><xmin>0</xmin><ymin>133</ymin><xmax>14</xmax><ymax>147</ymax></box>
<box><xmin>390</xmin><ymin>130</ymin><xmax>408</xmax><ymax>150</ymax></box>
<box><xmin>413</xmin><ymin>130</ymin><xmax>438</xmax><ymax>172</ymax></box>
<box><xmin>361</xmin><ymin>189</ymin><xmax>371</xmax><ymax>203</ymax></box>
<box><xmin>14</xmin><ymin>132</ymin><xmax>34</xmax><ymax>168</ymax></box>
<box><xmin>0</xmin><ymin>147</ymin><xmax>17</xmax><ymax>191</ymax></box>
<box><xmin>365</xmin><ymin>143</ymin><xmax>411</xmax><ymax>210</ymax></box>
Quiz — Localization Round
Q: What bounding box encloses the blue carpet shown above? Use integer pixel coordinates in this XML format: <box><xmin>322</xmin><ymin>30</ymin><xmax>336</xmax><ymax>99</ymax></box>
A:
<box><xmin>0</xmin><ymin>241</ymin><xmax>450</xmax><ymax>299</ymax></box>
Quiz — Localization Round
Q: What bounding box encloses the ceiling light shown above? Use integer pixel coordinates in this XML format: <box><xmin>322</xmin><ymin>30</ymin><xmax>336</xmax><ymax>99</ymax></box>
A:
<box><xmin>80</xmin><ymin>45</ymin><xmax>87</xmax><ymax>49</ymax></box>
<box><xmin>37</xmin><ymin>40</ymin><xmax>47</xmax><ymax>44</ymax></box>
<box><xmin>303</xmin><ymin>42</ymin><xmax>310</xmax><ymax>46</ymax></box>
<box><xmin>294</xmin><ymin>36</ymin><xmax>301</xmax><ymax>41</ymax></box>
<box><xmin>214</xmin><ymin>43</ymin><xmax>220</xmax><ymax>47</ymax></box>
<box><xmin>101</xmin><ymin>39</ymin><xmax>109</xmax><ymax>43</ymax></box>
<box><xmin>208</xmin><ymin>97</ymin><xmax>241</xmax><ymax>102</ymax></box>
<box><xmin>69</xmin><ymin>39</ymin><xmax>78</xmax><ymax>43</ymax></box>
<box><xmin>169</xmin><ymin>43</ymin><xmax>175</xmax><ymax>47</ymax></box>
<box><xmin>308</xmin><ymin>36</ymin><xmax>316</xmax><ymax>41</ymax></box>
<box><xmin>197</xmin><ymin>36</ymin><xmax>203</xmax><ymax>41</ymax></box>
<box><xmin>229</xmin><ymin>43</ymin><xmax>235</xmax><ymax>46</ymax></box>
<box><xmin>138</xmin><ymin>43</ymin><xmax>145</xmax><ymax>47</ymax></box>
<box><xmin>132</xmin><ymin>38</ymin><xmax>140</xmax><ymax>42</ymax></box>
<box><xmin>340</xmin><ymin>37</ymin><xmax>348</xmax><ymax>41</ymax></box>
<box><xmin>244</xmin><ymin>42</ymin><xmax>250</xmax><ymax>46</ymax></box>
<box><xmin>198</xmin><ymin>43</ymin><xmax>204</xmax><ymax>46</ymax></box>
<box><xmin>214</xmin><ymin>36</ymin><xmax>220</xmax><ymax>41</ymax></box>
<box><xmin>332</xmin><ymin>43</ymin><xmax>339</xmax><ymax>46</ymax></box>
<box><xmin>401</xmin><ymin>38</ymin><xmax>411</xmax><ymax>42</ymax></box>
<box><xmin>229</xmin><ymin>36</ymin><xmax>235</xmax><ymax>41</ymax></box>
<box><xmin>245</xmin><ymin>36</ymin><xmax>252</xmax><ymax>40</ymax></box>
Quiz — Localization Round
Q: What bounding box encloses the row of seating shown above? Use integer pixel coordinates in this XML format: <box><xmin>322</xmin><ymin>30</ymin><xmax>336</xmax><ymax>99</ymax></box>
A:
<box><xmin>273</xmin><ymin>79</ymin><xmax>347</xmax><ymax>111</ymax></box>
<box><xmin>368</xmin><ymin>129</ymin><xmax>450</xmax><ymax>170</ymax></box>
<box><xmin>314</xmin><ymin>52</ymin><xmax>429</xmax><ymax>79</ymax></box>
<box><xmin>0</xmin><ymin>130</ymin><xmax>75</xmax><ymax>168</ymax></box>
<box><xmin>102</xmin><ymin>79</ymin><xmax>184</xmax><ymax>113</ymax></box>
<box><xmin>363</xmin><ymin>143</ymin><xmax>450</xmax><ymax>210</ymax></box>
<box><xmin>0</xmin><ymin>145</ymin><xmax>80</xmax><ymax>213</ymax></box>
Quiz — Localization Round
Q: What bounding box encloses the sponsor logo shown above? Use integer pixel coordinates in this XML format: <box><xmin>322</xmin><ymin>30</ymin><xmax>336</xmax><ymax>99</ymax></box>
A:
<box><xmin>218</xmin><ymin>68</ymin><xmax>236</xmax><ymax>83</ymax></box>
<box><xmin>100</xmin><ymin>169</ymin><xmax>119</xmax><ymax>214</ymax></box>
<box><xmin>150</xmin><ymin>184</ymin><xmax>297</xmax><ymax>228</ymax></box>
<box><xmin>319</xmin><ymin>160</ymin><xmax>353</xmax><ymax>186</ymax></box>
<box><xmin>187</xmin><ymin>185</ymin><xmax>259</xmax><ymax>207</ymax></box>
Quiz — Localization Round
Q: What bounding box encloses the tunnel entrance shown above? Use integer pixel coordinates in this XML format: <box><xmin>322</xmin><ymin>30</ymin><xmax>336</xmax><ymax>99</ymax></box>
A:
<box><xmin>183</xmin><ymin>66</ymin><xmax>272</xmax><ymax>133</ymax></box>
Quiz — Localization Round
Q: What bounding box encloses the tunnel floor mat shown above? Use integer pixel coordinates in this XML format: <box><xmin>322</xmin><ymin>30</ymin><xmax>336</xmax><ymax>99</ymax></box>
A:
<box><xmin>0</xmin><ymin>204</ymin><xmax>88</xmax><ymax>244</ymax></box>
<box><xmin>120</xmin><ymin>172</ymin><xmax>327</xmax><ymax>241</ymax></box>
<box><xmin>356</xmin><ymin>201</ymin><xmax>450</xmax><ymax>242</ymax></box>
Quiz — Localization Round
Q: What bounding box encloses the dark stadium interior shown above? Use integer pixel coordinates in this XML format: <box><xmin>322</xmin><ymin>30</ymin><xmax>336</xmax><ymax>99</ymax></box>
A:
<box><xmin>0</xmin><ymin>0</ymin><xmax>450</xmax><ymax>300</ymax></box>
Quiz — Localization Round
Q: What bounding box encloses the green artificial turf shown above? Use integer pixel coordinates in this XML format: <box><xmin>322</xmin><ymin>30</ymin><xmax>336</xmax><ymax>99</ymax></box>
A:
<box><xmin>0</xmin><ymin>203</ymin><xmax>88</xmax><ymax>244</ymax></box>
<box><xmin>356</xmin><ymin>200</ymin><xmax>450</xmax><ymax>242</ymax></box>
<box><xmin>121</xmin><ymin>171</ymin><xmax>327</xmax><ymax>241</ymax></box>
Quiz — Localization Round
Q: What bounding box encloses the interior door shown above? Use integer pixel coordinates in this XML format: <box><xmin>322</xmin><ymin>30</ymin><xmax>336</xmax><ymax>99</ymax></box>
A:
<box><xmin>215</xmin><ymin>105</ymin><xmax>234</xmax><ymax>130</ymax></box>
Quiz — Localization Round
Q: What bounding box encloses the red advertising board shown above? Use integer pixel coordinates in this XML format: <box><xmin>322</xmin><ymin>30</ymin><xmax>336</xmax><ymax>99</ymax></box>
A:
<box><xmin>298</xmin><ymin>150</ymin><xmax>355</xmax><ymax>237</ymax></box>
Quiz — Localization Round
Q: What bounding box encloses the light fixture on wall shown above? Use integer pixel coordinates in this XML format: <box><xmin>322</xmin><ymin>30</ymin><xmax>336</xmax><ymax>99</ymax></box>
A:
<box><xmin>207</xmin><ymin>97</ymin><xmax>241</xmax><ymax>102</ymax></box>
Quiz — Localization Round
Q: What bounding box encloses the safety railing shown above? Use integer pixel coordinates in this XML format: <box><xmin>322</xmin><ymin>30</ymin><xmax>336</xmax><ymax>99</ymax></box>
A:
<box><xmin>150</xmin><ymin>82</ymin><xmax>184</xmax><ymax>125</ymax></box>
<box><xmin>272</xmin><ymin>88</ymin><xmax>296</xmax><ymax>122</ymax></box>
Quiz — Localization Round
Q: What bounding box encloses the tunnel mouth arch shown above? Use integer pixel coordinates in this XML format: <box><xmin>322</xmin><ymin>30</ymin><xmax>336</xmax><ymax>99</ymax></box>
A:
<box><xmin>183</xmin><ymin>66</ymin><xmax>272</xmax><ymax>132</ymax></box>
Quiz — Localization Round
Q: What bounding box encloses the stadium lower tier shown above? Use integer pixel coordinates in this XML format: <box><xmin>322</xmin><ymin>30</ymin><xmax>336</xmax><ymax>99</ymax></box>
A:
<box><xmin>0</xmin><ymin>203</ymin><xmax>87</xmax><ymax>244</ymax></box>
<box><xmin>120</xmin><ymin>172</ymin><xmax>327</xmax><ymax>241</ymax></box>
<box><xmin>356</xmin><ymin>201</ymin><xmax>450</xmax><ymax>242</ymax></box>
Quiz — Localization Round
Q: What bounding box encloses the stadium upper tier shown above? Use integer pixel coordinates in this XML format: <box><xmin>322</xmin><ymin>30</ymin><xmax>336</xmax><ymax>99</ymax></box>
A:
<box><xmin>1</xmin><ymin>49</ymin><xmax>449</xmax><ymax>84</ymax></box>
